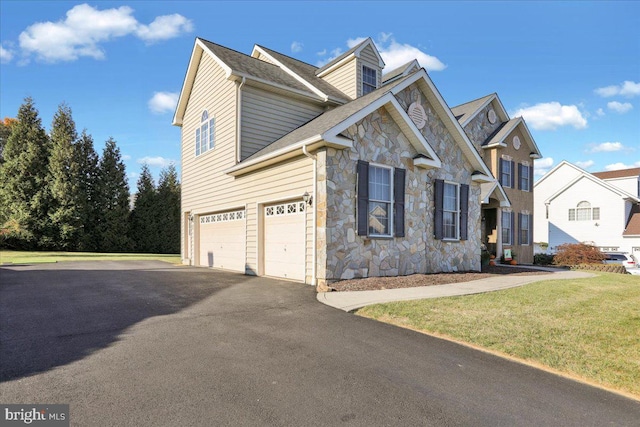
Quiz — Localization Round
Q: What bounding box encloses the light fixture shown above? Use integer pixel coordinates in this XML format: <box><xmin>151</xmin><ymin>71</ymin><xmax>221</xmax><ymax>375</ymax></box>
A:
<box><xmin>302</xmin><ymin>191</ymin><xmax>313</xmax><ymax>206</ymax></box>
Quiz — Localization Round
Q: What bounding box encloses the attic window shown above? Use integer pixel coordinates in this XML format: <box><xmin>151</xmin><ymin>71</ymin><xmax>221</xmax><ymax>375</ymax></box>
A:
<box><xmin>362</xmin><ymin>65</ymin><xmax>377</xmax><ymax>95</ymax></box>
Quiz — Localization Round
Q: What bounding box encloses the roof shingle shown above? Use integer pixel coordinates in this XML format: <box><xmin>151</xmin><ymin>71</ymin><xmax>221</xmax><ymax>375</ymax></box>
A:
<box><xmin>592</xmin><ymin>167</ymin><xmax>640</xmax><ymax>180</ymax></box>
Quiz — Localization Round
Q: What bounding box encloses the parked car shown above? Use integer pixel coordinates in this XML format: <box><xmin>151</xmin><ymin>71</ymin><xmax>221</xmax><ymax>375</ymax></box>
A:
<box><xmin>603</xmin><ymin>252</ymin><xmax>637</xmax><ymax>272</ymax></box>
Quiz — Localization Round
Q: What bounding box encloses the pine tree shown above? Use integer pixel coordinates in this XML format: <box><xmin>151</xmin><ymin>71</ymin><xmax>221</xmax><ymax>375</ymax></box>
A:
<box><xmin>130</xmin><ymin>164</ymin><xmax>159</xmax><ymax>253</ymax></box>
<box><xmin>0</xmin><ymin>117</ymin><xmax>18</xmax><ymax>165</ymax></box>
<box><xmin>157</xmin><ymin>164</ymin><xmax>181</xmax><ymax>254</ymax></box>
<box><xmin>74</xmin><ymin>130</ymin><xmax>100</xmax><ymax>251</ymax></box>
<box><xmin>95</xmin><ymin>137</ymin><xmax>132</xmax><ymax>252</ymax></box>
<box><xmin>0</xmin><ymin>98</ymin><xmax>52</xmax><ymax>249</ymax></box>
<box><xmin>48</xmin><ymin>103</ymin><xmax>82</xmax><ymax>250</ymax></box>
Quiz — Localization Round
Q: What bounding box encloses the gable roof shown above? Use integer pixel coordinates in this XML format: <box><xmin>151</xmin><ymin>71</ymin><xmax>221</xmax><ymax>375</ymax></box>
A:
<box><xmin>382</xmin><ymin>60</ymin><xmax>421</xmax><ymax>85</ymax></box>
<box><xmin>174</xmin><ymin>38</ymin><xmax>338</xmax><ymax>126</ymax></box>
<box><xmin>483</xmin><ymin>117</ymin><xmax>542</xmax><ymax>158</ymax></box>
<box><xmin>316</xmin><ymin>38</ymin><xmax>385</xmax><ymax>77</ymax></box>
<box><xmin>227</xmin><ymin>69</ymin><xmax>494</xmax><ymax>181</ymax></box>
<box><xmin>251</xmin><ymin>45</ymin><xmax>350</xmax><ymax>103</ymax></box>
<box><xmin>623</xmin><ymin>204</ymin><xmax>640</xmax><ymax>236</ymax></box>
<box><xmin>541</xmin><ymin>161</ymin><xmax>640</xmax><ymax>204</ymax></box>
<box><xmin>451</xmin><ymin>93</ymin><xmax>510</xmax><ymax>128</ymax></box>
<box><xmin>592</xmin><ymin>167</ymin><xmax>640</xmax><ymax>180</ymax></box>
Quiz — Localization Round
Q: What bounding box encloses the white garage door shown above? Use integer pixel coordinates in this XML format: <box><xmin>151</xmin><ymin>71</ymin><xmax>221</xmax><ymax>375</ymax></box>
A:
<box><xmin>264</xmin><ymin>201</ymin><xmax>306</xmax><ymax>281</ymax></box>
<box><xmin>199</xmin><ymin>210</ymin><xmax>245</xmax><ymax>272</ymax></box>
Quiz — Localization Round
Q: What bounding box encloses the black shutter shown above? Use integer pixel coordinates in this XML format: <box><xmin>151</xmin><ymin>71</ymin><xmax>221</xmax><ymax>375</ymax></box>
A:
<box><xmin>460</xmin><ymin>184</ymin><xmax>469</xmax><ymax>240</ymax></box>
<box><xmin>518</xmin><ymin>213</ymin><xmax>523</xmax><ymax>245</ymax></box>
<box><xmin>528</xmin><ymin>214</ymin><xmax>533</xmax><ymax>244</ymax></box>
<box><xmin>518</xmin><ymin>163</ymin><xmax>523</xmax><ymax>190</ymax></box>
<box><xmin>434</xmin><ymin>179</ymin><xmax>444</xmax><ymax>239</ymax></box>
<box><xmin>356</xmin><ymin>161</ymin><xmax>369</xmax><ymax>236</ymax></box>
<box><xmin>499</xmin><ymin>159</ymin><xmax>504</xmax><ymax>186</ymax></box>
<box><xmin>529</xmin><ymin>165</ymin><xmax>534</xmax><ymax>192</ymax></box>
<box><xmin>394</xmin><ymin>168</ymin><xmax>405</xmax><ymax>237</ymax></box>
<box><xmin>511</xmin><ymin>212</ymin><xmax>515</xmax><ymax>246</ymax></box>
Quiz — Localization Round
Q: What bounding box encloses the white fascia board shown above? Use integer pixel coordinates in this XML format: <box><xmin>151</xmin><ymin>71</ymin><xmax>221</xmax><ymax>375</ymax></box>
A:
<box><xmin>225</xmin><ymin>136</ymin><xmax>352</xmax><ymax>176</ymax></box>
<box><xmin>173</xmin><ymin>39</ymin><xmax>233</xmax><ymax>126</ymax></box>
<box><xmin>518</xmin><ymin>117</ymin><xmax>543</xmax><ymax>157</ymax></box>
<box><xmin>233</xmin><ymin>73</ymin><xmax>326</xmax><ymax>103</ymax></box>
<box><xmin>534</xmin><ymin>160</ymin><xmax>575</xmax><ymax>188</ymax></box>
<box><xmin>316</xmin><ymin>54</ymin><xmax>357</xmax><ymax>77</ymax></box>
<box><xmin>393</xmin><ymin>70</ymin><xmax>493</xmax><ymax>178</ymax></box>
<box><xmin>322</xmin><ymin>92</ymin><xmax>397</xmax><ymax>137</ymax></box>
<box><xmin>414</xmin><ymin>157</ymin><xmax>440</xmax><ymax>169</ymax></box>
<box><xmin>251</xmin><ymin>46</ymin><xmax>329</xmax><ymax>101</ymax></box>
<box><xmin>355</xmin><ymin>38</ymin><xmax>385</xmax><ymax>68</ymax></box>
<box><xmin>472</xmin><ymin>173</ymin><xmax>494</xmax><ymax>183</ymax></box>
<box><xmin>483</xmin><ymin>142</ymin><xmax>507</xmax><ymax>149</ymax></box>
<box><xmin>457</xmin><ymin>94</ymin><xmax>496</xmax><ymax>128</ymax></box>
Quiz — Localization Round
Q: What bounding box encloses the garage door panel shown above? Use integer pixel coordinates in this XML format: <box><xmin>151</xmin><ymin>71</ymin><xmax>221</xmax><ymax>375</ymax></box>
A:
<box><xmin>199</xmin><ymin>210</ymin><xmax>245</xmax><ymax>272</ymax></box>
<box><xmin>264</xmin><ymin>202</ymin><xmax>305</xmax><ymax>281</ymax></box>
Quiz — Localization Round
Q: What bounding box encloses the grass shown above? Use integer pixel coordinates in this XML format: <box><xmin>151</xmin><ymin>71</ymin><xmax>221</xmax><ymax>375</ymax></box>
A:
<box><xmin>357</xmin><ymin>272</ymin><xmax>640</xmax><ymax>398</ymax></box>
<box><xmin>0</xmin><ymin>250</ymin><xmax>181</xmax><ymax>265</ymax></box>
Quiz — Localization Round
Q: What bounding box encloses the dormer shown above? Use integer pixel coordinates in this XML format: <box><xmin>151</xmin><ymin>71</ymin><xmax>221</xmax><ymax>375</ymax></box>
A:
<box><xmin>316</xmin><ymin>38</ymin><xmax>385</xmax><ymax>100</ymax></box>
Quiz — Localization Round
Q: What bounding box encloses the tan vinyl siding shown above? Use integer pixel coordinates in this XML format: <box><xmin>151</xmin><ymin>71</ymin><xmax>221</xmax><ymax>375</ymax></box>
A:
<box><xmin>360</xmin><ymin>44</ymin><xmax>380</xmax><ymax>67</ymax></box>
<box><xmin>321</xmin><ymin>57</ymin><xmax>357</xmax><ymax>100</ymax></box>
<box><xmin>240</xmin><ymin>85</ymin><xmax>323</xmax><ymax>160</ymax></box>
<box><xmin>358</xmin><ymin>44</ymin><xmax>382</xmax><ymax>97</ymax></box>
<box><xmin>255</xmin><ymin>52</ymin><xmax>276</xmax><ymax>65</ymax></box>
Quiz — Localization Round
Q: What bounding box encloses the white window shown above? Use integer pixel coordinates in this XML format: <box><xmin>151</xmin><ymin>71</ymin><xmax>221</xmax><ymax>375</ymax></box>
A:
<box><xmin>443</xmin><ymin>182</ymin><xmax>460</xmax><ymax>239</ymax></box>
<box><xmin>501</xmin><ymin>159</ymin><xmax>513</xmax><ymax>188</ymax></box>
<box><xmin>520</xmin><ymin>214</ymin><xmax>530</xmax><ymax>245</ymax></box>
<box><xmin>362</xmin><ymin>65</ymin><xmax>377</xmax><ymax>95</ymax></box>
<box><xmin>195</xmin><ymin>110</ymin><xmax>215</xmax><ymax>156</ymax></box>
<box><xmin>502</xmin><ymin>211</ymin><xmax>512</xmax><ymax>245</ymax></box>
<box><xmin>569</xmin><ymin>201</ymin><xmax>599</xmax><ymax>221</ymax></box>
<box><xmin>368</xmin><ymin>165</ymin><xmax>392</xmax><ymax>236</ymax></box>
<box><xmin>520</xmin><ymin>164</ymin><xmax>530</xmax><ymax>191</ymax></box>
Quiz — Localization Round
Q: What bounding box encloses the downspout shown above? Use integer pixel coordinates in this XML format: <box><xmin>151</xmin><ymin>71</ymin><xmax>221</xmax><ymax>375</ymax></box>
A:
<box><xmin>302</xmin><ymin>145</ymin><xmax>317</xmax><ymax>286</ymax></box>
<box><xmin>236</xmin><ymin>77</ymin><xmax>246</xmax><ymax>163</ymax></box>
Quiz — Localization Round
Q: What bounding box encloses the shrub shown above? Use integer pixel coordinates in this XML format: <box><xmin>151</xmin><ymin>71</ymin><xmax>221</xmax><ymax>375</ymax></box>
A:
<box><xmin>534</xmin><ymin>253</ymin><xmax>555</xmax><ymax>265</ymax></box>
<box><xmin>553</xmin><ymin>243</ymin><xmax>605</xmax><ymax>266</ymax></box>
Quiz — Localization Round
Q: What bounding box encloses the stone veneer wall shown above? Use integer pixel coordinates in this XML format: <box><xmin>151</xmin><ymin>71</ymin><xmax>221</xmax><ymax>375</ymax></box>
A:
<box><xmin>463</xmin><ymin>102</ymin><xmax>504</xmax><ymax>153</ymax></box>
<box><xmin>316</xmin><ymin>83</ymin><xmax>482</xmax><ymax>283</ymax></box>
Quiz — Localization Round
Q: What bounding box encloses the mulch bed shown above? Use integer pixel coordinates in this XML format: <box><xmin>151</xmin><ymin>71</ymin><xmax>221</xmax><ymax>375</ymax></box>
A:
<box><xmin>330</xmin><ymin>265</ymin><xmax>553</xmax><ymax>292</ymax></box>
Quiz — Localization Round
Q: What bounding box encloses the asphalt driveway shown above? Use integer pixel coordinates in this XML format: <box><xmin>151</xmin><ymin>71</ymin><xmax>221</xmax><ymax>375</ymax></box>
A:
<box><xmin>1</xmin><ymin>261</ymin><xmax>638</xmax><ymax>426</ymax></box>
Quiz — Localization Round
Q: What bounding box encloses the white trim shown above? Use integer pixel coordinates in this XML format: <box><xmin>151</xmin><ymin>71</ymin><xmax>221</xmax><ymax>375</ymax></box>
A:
<box><xmin>316</xmin><ymin>38</ymin><xmax>384</xmax><ymax>77</ymax></box>
<box><xmin>361</xmin><ymin>63</ymin><xmax>378</xmax><ymax>95</ymax></box>
<box><xmin>545</xmin><ymin>171</ymin><xmax>640</xmax><ymax>204</ymax></box>
<box><xmin>251</xmin><ymin>46</ymin><xmax>329</xmax><ymax>101</ymax></box>
<box><xmin>367</xmin><ymin>163</ymin><xmax>394</xmax><ymax>238</ymax></box>
<box><xmin>442</xmin><ymin>181</ymin><xmax>461</xmax><ymax>240</ymax></box>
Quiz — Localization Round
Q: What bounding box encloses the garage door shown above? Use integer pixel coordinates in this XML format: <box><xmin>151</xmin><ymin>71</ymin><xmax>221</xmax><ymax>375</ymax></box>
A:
<box><xmin>199</xmin><ymin>210</ymin><xmax>245</xmax><ymax>272</ymax></box>
<box><xmin>264</xmin><ymin>201</ymin><xmax>306</xmax><ymax>281</ymax></box>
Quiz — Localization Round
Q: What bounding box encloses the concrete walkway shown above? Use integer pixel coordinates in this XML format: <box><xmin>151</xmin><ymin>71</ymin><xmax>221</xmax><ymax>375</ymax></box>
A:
<box><xmin>318</xmin><ymin>268</ymin><xmax>595</xmax><ymax>312</ymax></box>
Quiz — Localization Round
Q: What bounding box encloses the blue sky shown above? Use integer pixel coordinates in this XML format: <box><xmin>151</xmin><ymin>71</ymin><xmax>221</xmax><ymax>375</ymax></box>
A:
<box><xmin>1</xmin><ymin>1</ymin><xmax>639</xmax><ymax>188</ymax></box>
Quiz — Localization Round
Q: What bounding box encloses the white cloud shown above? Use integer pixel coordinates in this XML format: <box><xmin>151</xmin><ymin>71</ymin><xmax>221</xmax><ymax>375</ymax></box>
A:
<box><xmin>595</xmin><ymin>81</ymin><xmax>640</xmax><ymax>98</ymax></box>
<box><xmin>607</xmin><ymin>101</ymin><xmax>633</xmax><ymax>114</ymax></box>
<box><xmin>534</xmin><ymin>157</ymin><xmax>554</xmax><ymax>176</ymax></box>
<box><xmin>17</xmin><ymin>4</ymin><xmax>192</xmax><ymax>63</ymax></box>
<box><xmin>135</xmin><ymin>14</ymin><xmax>193</xmax><ymax>43</ymax></box>
<box><xmin>148</xmin><ymin>91</ymin><xmax>178</xmax><ymax>114</ymax></box>
<box><xmin>589</xmin><ymin>142</ymin><xmax>624</xmax><ymax>153</ymax></box>
<box><xmin>317</xmin><ymin>33</ymin><xmax>446</xmax><ymax>72</ymax></box>
<box><xmin>122</xmin><ymin>154</ymin><xmax>132</xmax><ymax>161</ymax></box>
<box><xmin>290</xmin><ymin>41</ymin><xmax>303</xmax><ymax>53</ymax></box>
<box><xmin>511</xmin><ymin>102</ymin><xmax>587</xmax><ymax>131</ymax></box>
<box><xmin>575</xmin><ymin>160</ymin><xmax>594</xmax><ymax>169</ymax></box>
<box><xmin>605</xmin><ymin>161</ymin><xmax>640</xmax><ymax>171</ymax></box>
<box><xmin>0</xmin><ymin>45</ymin><xmax>13</xmax><ymax>63</ymax></box>
<box><xmin>137</xmin><ymin>156</ymin><xmax>174</xmax><ymax>168</ymax></box>
<box><xmin>596</xmin><ymin>108</ymin><xmax>605</xmax><ymax>117</ymax></box>
<box><xmin>128</xmin><ymin>172</ymin><xmax>139</xmax><ymax>179</ymax></box>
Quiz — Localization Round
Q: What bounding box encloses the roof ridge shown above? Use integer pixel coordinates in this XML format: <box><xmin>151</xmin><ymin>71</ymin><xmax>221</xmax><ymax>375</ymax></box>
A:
<box><xmin>255</xmin><ymin>44</ymin><xmax>319</xmax><ymax>70</ymax></box>
<box><xmin>316</xmin><ymin>38</ymin><xmax>371</xmax><ymax>75</ymax></box>
<box><xmin>199</xmin><ymin>37</ymin><xmax>283</xmax><ymax>71</ymax></box>
<box><xmin>451</xmin><ymin>92</ymin><xmax>496</xmax><ymax>110</ymax></box>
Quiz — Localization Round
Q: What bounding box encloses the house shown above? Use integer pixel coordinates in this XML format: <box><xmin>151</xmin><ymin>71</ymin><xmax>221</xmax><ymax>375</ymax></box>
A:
<box><xmin>173</xmin><ymin>37</ymin><xmax>500</xmax><ymax>288</ymax></box>
<box><xmin>451</xmin><ymin>94</ymin><xmax>541</xmax><ymax>264</ymax></box>
<box><xmin>533</xmin><ymin>161</ymin><xmax>640</xmax><ymax>256</ymax></box>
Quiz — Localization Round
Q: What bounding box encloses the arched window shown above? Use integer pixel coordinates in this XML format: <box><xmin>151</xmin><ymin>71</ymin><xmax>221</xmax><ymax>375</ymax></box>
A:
<box><xmin>569</xmin><ymin>201</ymin><xmax>600</xmax><ymax>221</ymax></box>
<box><xmin>195</xmin><ymin>110</ymin><xmax>215</xmax><ymax>156</ymax></box>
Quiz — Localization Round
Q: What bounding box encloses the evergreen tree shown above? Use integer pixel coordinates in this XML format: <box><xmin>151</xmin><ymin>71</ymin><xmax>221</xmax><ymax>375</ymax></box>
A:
<box><xmin>130</xmin><ymin>164</ymin><xmax>159</xmax><ymax>252</ymax></box>
<box><xmin>157</xmin><ymin>164</ymin><xmax>181</xmax><ymax>254</ymax></box>
<box><xmin>96</xmin><ymin>137</ymin><xmax>132</xmax><ymax>252</ymax></box>
<box><xmin>0</xmin><ymin>117</ymin><xmax>18</xmax><ymax>165</ymax></box>
<box><xmin>74</xmin><ymin>130</ymin><xmax>100</xmax><ymax>251</ymax></box>
<box><xmin>48</xmin><ymin>103</ymin><xmax>82</xmax><ymax>250</ymax></box>
<box><xmin>0</xmin><ymin>98</ymin><xmax>52</xmax><ymax>249</ymax></box>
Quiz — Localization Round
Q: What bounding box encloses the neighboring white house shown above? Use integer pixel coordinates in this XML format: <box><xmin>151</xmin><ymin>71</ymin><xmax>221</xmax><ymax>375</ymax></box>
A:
<box><xmin>534</xmin><ymin>161</ymin><xmax>640</xmax><ymax>257</ymax></box>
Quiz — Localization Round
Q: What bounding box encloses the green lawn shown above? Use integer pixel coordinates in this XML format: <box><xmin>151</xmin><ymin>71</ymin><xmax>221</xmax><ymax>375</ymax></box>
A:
<box><xmin>0</xmin><ymin>250</ymin><xmax>181</xmax><ymax>265</ymax></box>
<box><xmin>358</xmin><ymin>272</ymin><xmax>640</xmax><ymax>398</ymax></box>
